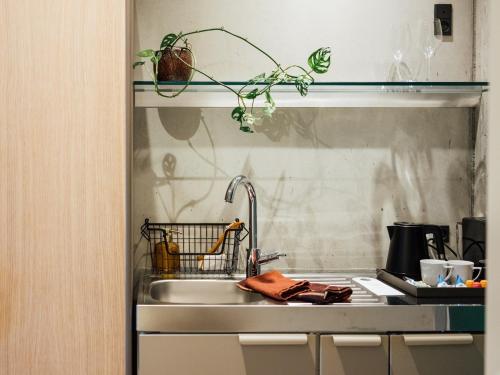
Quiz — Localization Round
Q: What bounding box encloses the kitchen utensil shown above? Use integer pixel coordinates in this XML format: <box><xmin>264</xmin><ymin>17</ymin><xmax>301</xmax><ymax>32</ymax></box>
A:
<box><xmin>447</xmin><ymin>260</ymin><xmax>482</xmax><ymax>284</ymax></box>
<box><xmin>385</xmin><ymin>222</ymin><xmax>446</xmax><ymax>280</ymax></box>
<box><xmin>420</xmin><ymin>259</ymin><xmax>453</xmax><ymax>286</ymax></box>
<box><xmin>197</xmin><ymin>219</ymin><xmax>244</xmax><ymax>258</ymax></box>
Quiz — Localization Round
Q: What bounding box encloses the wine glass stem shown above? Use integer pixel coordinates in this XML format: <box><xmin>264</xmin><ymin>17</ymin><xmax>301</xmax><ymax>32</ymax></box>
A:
<box><xmin>426</xmin><ymin>57</ymin><xmax>431</xmax><ymax>81</ymax></box>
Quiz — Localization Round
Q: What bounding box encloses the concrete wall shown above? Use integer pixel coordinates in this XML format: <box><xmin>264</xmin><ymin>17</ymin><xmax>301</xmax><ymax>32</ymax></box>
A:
<box><xmin>472</xmin><ymin>0</ymin><xmax>489</xmax><ymax>216</ymax></box>
<box><xmin>486</xmin><ymin>1</ymin><xmax>499</xmax><ymax>373</ymax></box>
<box><xmin>133</xmin><ymin>0</ymin><xmax>476</xmax><ymax>273</ymax></box>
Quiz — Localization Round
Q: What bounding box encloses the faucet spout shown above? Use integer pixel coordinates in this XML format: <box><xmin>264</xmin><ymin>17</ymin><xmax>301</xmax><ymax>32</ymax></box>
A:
<box><xmin>225</xmin><ymin>175</ymin><xmax>257</xmax><ymax>251</ymax></box>
<box><xmin>225</xmin><ymin>175</ymin><xmax>284</xmax><ymax>277</ymax></box>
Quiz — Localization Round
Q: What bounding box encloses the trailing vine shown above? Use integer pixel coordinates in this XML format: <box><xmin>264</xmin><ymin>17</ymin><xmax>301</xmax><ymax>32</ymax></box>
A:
<box><xmin>134</xmin><ymin>27</ymin><xmax>331</xmax><ymax>133</ymax></box>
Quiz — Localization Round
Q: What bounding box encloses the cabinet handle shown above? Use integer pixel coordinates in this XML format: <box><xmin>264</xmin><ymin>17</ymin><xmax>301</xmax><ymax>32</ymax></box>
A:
<box><xmin>238</xmin><ymin>334</ymin><xmax>308</xmax><ymax>346</ymax></box>
<box><xmin>403</xmin><ymin>334</ymin><xmax>473</xmax><ymax>346</ymax></box>
<box><xmin>332</xmin><ymin>335</ymin><xmax>382</xmax><ymax>347</ymax></box>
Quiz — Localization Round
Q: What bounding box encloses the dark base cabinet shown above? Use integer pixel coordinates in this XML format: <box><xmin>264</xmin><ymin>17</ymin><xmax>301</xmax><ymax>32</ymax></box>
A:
<box><xmin>390</xmin><ymin>334</ymin><xmax>484</xmax><ymax>375</ymax></box>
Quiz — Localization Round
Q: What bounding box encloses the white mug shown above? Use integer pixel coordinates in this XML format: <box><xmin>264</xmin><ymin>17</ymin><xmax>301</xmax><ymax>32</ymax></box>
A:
<box><xmin>447</xmin><ymin>260</ymin><xmax>482</xmax><ymax>283</ymax></box>
<box><xmin>420</xmin><ymin>259</ymin><xmax>453</xmax><ymax>286</ymax></box>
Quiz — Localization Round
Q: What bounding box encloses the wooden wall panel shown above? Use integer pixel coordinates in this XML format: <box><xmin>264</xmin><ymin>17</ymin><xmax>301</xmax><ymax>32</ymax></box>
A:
<box><xmin>0</xmin><ymin>1</ymin><xmax>129</xmax><ymax>374</ymax></box>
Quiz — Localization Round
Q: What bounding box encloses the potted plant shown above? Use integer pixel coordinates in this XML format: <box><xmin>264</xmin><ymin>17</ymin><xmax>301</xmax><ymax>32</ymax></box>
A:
<box><xmin>134</xmin><ymin>27</ymin><xmax>331</xmax><ymax>133</ymax></box>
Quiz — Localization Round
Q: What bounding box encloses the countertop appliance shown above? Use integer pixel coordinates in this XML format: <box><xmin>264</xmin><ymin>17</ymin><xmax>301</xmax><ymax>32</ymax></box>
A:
<box><xmin>385</xmin><ymin>222</ymin><xmax>446</xmax><ymax>280</ymax></box>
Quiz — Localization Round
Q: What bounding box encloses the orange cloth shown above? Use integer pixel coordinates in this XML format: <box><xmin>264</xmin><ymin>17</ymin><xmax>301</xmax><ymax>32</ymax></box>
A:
<box><xmin>239</xmin><ymin>270</ymin><xmax>310</xmax><ymax>301</ymax></box>
<box><xmin>238</xmin><ymin>271</ymin><xmax>353</xmax><ymax>304</ymax></box>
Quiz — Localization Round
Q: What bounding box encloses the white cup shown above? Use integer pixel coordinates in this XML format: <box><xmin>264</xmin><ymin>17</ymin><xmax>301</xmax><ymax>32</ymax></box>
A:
<box><xmin>420</xmin><ymin>259</ymin><xmax>453</xmax><ymax>286</ymax></box>
<box><xmin>447</xmin><ymin>260</ymin><xmax>482</xmax><ymax>283</ymax></box>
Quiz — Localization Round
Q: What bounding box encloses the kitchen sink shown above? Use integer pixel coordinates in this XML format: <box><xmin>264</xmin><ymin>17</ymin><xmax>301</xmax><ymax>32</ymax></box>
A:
<box><xmin>149</xmin><ymin>279</ymin><xmax>266</xmax><ymax>304</ymax></box>
<box><xmin>137</xmin><ymin>273</ymin><xmax>484</xmax><ymax>333</ymax></box>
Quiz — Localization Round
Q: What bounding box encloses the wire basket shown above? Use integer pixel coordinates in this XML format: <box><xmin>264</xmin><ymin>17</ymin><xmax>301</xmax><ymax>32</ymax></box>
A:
<box><xmin>140</xmin><ymin>218</ymin><xmax>247</xmax><ymax>277</ymax></box>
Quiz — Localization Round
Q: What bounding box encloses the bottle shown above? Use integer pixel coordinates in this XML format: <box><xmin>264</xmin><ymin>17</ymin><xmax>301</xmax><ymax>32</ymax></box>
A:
<box><xmin>163</xmin><ymin>230</ymin><xmax>180</xmax><ymax>273</ymax></box>
<box><xmin>154</xmin><ymin>241</ymin><xmax>167</xmax><ymax>273</ymax></box>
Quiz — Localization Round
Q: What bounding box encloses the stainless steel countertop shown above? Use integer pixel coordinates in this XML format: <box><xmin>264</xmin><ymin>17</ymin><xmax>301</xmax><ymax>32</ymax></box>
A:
<box><xmin>136</xmin><ymin>273</ymin><xmax>484</xmax><ymax>333</ymax></box>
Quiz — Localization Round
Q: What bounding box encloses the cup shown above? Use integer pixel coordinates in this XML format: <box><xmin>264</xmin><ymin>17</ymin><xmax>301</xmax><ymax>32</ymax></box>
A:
<box><xmin>420</xmin><ymin>259</ymin><xmax>453</xmax><ymax>286</ymax></box>
<box><xmin>447</xmin><ymin>260</ymin><xmax>482</xmax><ymax>283</ymax></box>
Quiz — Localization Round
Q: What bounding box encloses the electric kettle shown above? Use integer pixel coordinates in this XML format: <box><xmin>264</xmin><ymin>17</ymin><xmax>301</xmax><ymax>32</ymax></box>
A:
<box><xmin>385</xmin><ymin>222</ymin><xmax>446</xmax><ymax>280</ymax></box>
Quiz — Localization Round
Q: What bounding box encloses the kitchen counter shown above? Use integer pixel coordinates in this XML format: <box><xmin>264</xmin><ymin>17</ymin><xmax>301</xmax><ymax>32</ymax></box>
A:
<box><xmin>136</xmin><ymin>273</ymin><xmax>484</xmax><ymax>333</ymax></box>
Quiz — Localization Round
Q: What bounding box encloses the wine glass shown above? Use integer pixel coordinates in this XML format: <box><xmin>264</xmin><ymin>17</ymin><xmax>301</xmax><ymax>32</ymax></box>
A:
<box><xmin>416</xmin><ymin>19</ymin><xmax>443</xmax><ymax>81</ymax></box>
<box><xmin>387</xmin><ymin>23</ymin><xmax>413</xmax><ymax>82</ymax></box>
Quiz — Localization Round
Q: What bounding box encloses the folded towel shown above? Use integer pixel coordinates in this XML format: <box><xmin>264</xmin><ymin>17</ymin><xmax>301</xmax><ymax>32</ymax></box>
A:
<box><xmin>238</xmin><ymin>270</ymin><xmax>310</xmax><ymax>301</ymax></box>
<box><xmin>295</xmin><ymin>283</ymin><xmax>352</xmax><ymax>304</ymax></box>
<box><xmin>238</xmin><ymin>271</ymin><xmax>352</xmax><ymax>304</ymax></box>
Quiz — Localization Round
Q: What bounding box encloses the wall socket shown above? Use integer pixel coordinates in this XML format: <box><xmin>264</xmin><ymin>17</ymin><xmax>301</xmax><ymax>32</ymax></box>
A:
<box><xmin>435</xmin><ymin>4</ymin><xmax>452</xmax><ymax>36</ymax></box>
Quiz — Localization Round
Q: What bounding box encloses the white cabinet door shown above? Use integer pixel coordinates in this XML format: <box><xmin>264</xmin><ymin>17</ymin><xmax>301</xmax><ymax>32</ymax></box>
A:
<box><xmin>139</xmin><ymin>333</ymin><xmax>316</xmax><ymax>375</ymax></box>
<box><xmin>391</xmin><ymin>334</ymin><xmax>484</xmax><ymax>375</ymax></box>
<box><xmin>320</xmin><ymin>334</ymin><xmax>389</xmax><ymax>375</ymax></box>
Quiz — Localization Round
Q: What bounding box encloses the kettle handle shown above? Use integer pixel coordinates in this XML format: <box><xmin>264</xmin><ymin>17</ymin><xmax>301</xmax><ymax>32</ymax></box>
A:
<box><xmin>423</xmin><ymin>225</ymin><xmax>446</xmax><ymax>260</ymax></box>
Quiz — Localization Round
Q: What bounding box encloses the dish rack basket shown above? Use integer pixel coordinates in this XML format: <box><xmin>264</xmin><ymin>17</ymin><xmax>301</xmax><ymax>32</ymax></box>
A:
<box><xmin>140</xmin><ymin>218</ymin><xmax>248</xmax><ymax>276</ymax></box>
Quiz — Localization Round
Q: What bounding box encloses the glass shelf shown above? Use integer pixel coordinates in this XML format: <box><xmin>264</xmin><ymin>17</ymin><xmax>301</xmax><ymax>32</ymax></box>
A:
<box><xmin>134</xmin><ymin>81</ymin><xmax>489</xmax><ymax>108</ymax></box>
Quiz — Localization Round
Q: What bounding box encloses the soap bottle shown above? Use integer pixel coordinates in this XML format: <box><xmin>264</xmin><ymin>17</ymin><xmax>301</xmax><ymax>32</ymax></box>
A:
<box><xmin>154</xmin><ymin>240</ymin><xmax>167</xmax><ymax>273</ymax></box>
<box><xmin>163</xmin><ymin>230</ymin><xmax>180</xmax><ymax>274</ymax></box>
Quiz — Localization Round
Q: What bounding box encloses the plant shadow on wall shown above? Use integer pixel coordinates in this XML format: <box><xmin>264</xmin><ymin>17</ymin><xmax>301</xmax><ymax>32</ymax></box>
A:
<box><xmin>253</xmin><ymin>108</ymin><xmax>329</xmax><ymax>147</ymax></box>
<box><xmin>155</xmin><ymin>108</ymin><xmax>223</xmax><ymax>222</ymax></box>
<box><xmin>137</xmin><ymin>105</ymin><xmax>331</xmax><ymax>271</ymax></box>
<box><xmin>132</xmin><ymin>108</ymin><xmax>223</xmax><ymax>283</ymax></box>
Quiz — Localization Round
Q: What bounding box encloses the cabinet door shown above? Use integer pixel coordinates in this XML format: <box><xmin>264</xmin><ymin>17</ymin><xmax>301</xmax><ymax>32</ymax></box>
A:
<box><xmin>320</xmin><ymin>334</ymin><xmax>389</xmax><ymax>375</ymax></box>
<box><xmin>138</xmin><ymin>333</ymin><xmax>316</xmax><ymax>375</ymax></box>
<box><xmin>391</xmin><ymin>334</ymin><xmax>484</xmax><ymax>375</ymax></box>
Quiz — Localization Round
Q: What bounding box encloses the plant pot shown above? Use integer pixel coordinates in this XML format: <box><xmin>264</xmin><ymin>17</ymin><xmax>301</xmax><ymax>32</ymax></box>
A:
<box><xmin>157</xmin><ymin>47</ymin><xmax>193</xmax><ymax>82</ymax></box>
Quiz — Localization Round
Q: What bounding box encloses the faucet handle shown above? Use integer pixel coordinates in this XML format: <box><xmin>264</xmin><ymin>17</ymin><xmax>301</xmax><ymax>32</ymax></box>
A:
<box><xmin>257</xmin><ymin>250</ymin><xmax>287</xmax><ymax>265</ymax></box>
<box><xmin>246</xmin><ymin>248</ymin><xmax>286</xmax><ymax>278</ymax></box>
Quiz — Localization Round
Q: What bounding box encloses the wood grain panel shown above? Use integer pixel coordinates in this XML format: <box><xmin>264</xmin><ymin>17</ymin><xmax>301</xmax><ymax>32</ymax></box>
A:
<box><xmin>0</xmin><ymin>0</ymin><xmax>130</xmax><ymax>374</ymax></box>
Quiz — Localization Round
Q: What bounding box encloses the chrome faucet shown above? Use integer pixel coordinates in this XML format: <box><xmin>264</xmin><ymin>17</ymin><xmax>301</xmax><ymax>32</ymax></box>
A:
<box><xmin>225</xmin><ymin>175</ymin><xmax>285</xmax><ymax>278</ymax></box>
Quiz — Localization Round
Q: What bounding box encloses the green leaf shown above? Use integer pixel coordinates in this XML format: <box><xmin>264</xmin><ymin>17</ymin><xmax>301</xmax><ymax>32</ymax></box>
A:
<box><xmin>265</xmin><ymin>90</ymin><xmax>274</xmax><ymax>106</ymax></box>
<box><xmin>245</xmin><ymin>88</ymin><xmax>259</xmax><ymax>100</ymax></box>
<box><xmin>133</xmin><ymin>61</ymin><xmax>145</xmax><ymax>69</ymax></box>
<box><xmin>231</xmin><ymin>106</ymin><xmax>245</xmax><ymax>123</ymax></box>
<box><xmin>307</xmin><ymin>47</ymin><xmax>331</xmax><ymax>74</ymax></box>
<box><xmin>150</xmin><ymin>51</ymin><xmax>162</xmax><ymax>65</ymax></box>
<box><xmin>263</xmin><ymin>90</ymin><xmax>276</xmax><ymax>117</ymax></box>
<box><xmin>294</xmin><ymin>74</ymin><xmax>313</xmax><ymax>96</ymax></box>
<box><xmin>137</xmin><ymin>49</ymin><xmax>155</xmax><ymax>58</ymax></box>
<box><xmin>160</xmin><ymin>33</ymin><xmax>178</xmax><ymax>49</ymax></box>
<box><xmin>249</xmin><ymin>73</ymin><xmax>265</xmax><ymax>84</ymax></box>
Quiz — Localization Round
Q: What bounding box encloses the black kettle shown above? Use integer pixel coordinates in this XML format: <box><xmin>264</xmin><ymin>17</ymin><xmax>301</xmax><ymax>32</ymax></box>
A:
<box><xmin>385</xmin><ymin>222</ymin><xmax>446</xmax><ymax>280</ymax></box>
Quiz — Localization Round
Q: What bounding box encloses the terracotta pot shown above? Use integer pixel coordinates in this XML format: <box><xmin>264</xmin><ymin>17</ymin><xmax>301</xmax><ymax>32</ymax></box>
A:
<box><xmin>157</xmin><ymin>47</ymin><xmax>193</xmax><ymax>81</ymax></box>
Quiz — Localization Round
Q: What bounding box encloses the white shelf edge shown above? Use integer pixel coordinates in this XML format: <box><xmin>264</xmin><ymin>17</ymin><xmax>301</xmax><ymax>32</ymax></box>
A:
<box><xmin>134</xmin><ymin>91</ymin><xmax>482</xmax><ymax>108</ymax></box>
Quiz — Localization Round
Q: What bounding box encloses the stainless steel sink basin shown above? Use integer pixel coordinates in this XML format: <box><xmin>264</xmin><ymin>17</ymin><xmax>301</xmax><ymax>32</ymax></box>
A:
<box><xmin>149</xmin><ymin>279</ymin><xmax>265</xmax><ymax>304</ymax></box>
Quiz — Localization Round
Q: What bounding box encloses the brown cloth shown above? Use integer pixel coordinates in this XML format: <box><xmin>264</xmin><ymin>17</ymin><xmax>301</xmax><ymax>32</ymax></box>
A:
<box><xmin>295</xmin><ymin>283</ymin><xmax>352</xmax><ymax>304</ymax></box>
<box><xmin>238</xmin><ymin>271</ymin><xmax>352</xmax><ymax>304</ymax></box>
<box><xmin>238</xmin><ymin>270</ymin><xmax>310</xmax><ymax>301</ymax></box>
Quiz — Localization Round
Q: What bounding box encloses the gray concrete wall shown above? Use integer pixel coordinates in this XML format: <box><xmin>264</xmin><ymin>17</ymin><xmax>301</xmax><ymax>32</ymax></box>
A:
<box><xmin>133</xmin><ymin>0</ymin><xmax>476</xmax><ymax>273</ymax></box>
<box><xmin>473</xmin><ymin>0</ymin><xmax>489</xmax><ymax>216</ymax></box>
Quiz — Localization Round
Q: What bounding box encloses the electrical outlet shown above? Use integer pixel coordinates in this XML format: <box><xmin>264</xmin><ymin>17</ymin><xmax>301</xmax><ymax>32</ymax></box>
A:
<box><xmin>435</xmin><ymin>4</ymin><xmax>452</xmax><ymax>36</ymax></box>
